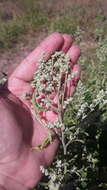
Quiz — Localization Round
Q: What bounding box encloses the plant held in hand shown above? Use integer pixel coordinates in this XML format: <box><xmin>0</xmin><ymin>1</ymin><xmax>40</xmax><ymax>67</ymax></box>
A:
<box><xmin>24</xmin><ymin>51</ymin><xmax>80</xmax><ymax>190</ymax></box>
<box><xmin>26</xmin><ymin>51</ymin><xmax>78</xmax><ymax>151</ymax></box>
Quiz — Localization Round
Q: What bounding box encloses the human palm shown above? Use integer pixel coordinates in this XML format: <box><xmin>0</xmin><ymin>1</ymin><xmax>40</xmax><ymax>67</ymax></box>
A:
<box><xmin>0</xmin><ymin>33</ymin><xmax>81</xmax><ymax>190</ymax></box>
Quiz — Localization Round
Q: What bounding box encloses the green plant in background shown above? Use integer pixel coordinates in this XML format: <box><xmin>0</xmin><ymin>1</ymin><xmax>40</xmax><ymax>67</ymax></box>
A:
<box><xmin>95</xmin><ymin>13</ymin><xmax>107</xmax><ymax>41</ymax></box>
<box><xmin>0</xmin><ymin>18</ymin><xmax>26</xmax><ymax>49</ymax></box>
<box><xmin>24</xmin><ymin>10</ymin><xmax>49</xmax><ymax>34</ymax></box>
<box><xmin>94</xmin><ymin>28</ymin><xmax>104</xmax><ymax>41</ymax></box>
<box><xmin>49</xmin><ymin>15</ymin><xmax>77</xmax><ymax>35</ymax></box>
<box><xmin>24</xmin><ymin>0</ymin><xmax>49</xmax><ymax>33</ymax></box>
<box><xmin>27</xmin><ymin>11</ymin><xmax>49</xmax><ymax>32</ymax></box>
<box><xmin>79</xmin><ymin>36</ymin><xmax>107</xmax><ymax>91</ymax></box>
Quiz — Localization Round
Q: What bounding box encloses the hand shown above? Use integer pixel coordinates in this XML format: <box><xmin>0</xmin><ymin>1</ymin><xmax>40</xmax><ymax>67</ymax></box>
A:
<box><xmin>0</xmin><ymin>33</ymin><xmax>81</xmax><ymax>190</ymax></box>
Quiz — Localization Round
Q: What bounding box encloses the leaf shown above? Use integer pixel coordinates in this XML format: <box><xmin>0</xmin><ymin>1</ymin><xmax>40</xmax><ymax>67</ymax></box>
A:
<box><xmin>32</xmin><ymin>133</ymin><xmax>55</xmax><ymax>150</ymax></box>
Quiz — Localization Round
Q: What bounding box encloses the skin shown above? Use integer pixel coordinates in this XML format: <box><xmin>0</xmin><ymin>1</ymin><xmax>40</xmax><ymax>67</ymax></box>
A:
<box><xmin>0</xmin><ymin>33</ymin><xmax>81</xmax><ymax>190</ymax></box>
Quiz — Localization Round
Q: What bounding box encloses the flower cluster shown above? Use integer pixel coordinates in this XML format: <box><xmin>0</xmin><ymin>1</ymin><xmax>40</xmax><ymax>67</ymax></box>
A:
<box><xmin>89</xmin><ymin>88</ymin><xmax>107</xmax><ymax>111</ymax></box>
<box><xmin>30</xmin><ymin>51</ymin><xmax>78</xmax><ymax>126</ymax></box>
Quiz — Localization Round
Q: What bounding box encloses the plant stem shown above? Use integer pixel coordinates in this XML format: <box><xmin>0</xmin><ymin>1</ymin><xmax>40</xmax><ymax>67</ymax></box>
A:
<box><xmin>61</xmin><ymin>63</ymin><xmax>69</xmax><ymax>109</ymax></box>
<box><xmin>61</xmin><ymin>128</ymin><xmax>67</xmax><ymax>174</ymax></box>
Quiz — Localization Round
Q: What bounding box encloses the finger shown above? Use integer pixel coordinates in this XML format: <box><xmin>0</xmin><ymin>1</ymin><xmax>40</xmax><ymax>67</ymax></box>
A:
<box><xmin>10</xmin><ymin>32</ymin><xmax>64</xmax><ymax>82</ymax></box>
<box><xmin>61</xmin><ymin>34</ymin><xmax>74</xmax><ymax>53</ymax></box>
<box><xmin>65</xmin><ymin>64</ymin><xmax>81</xmax><ymax>97</ymax></box>
<box><xmin>67</xmin><ymin>44</ymin><xmax>81</xmax><ymax>64</ymax></box>
<box><xmin>64</xmin><ymin>44</ymin><xmax>81</xmax><ymax>97</ymax></box>
<box><xmin>52</xmin><ymin>64</ymin><xmax>81</xmax><ymax>104</ymax></box>
<box><xmin>52</xmin><ymin>45</ymin><xmax>81</xmax><ymax>102</ymax></box>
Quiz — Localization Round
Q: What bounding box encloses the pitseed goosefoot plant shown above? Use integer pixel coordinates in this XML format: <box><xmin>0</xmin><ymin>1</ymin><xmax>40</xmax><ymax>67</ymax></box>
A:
<box><xmin>24</xmin><ymin>50</ymin><xmax>107</xmax><ymax>190</ymax></box>
<box><xmin>24</xmin><ymin>51</ymin><xmax>79</xmax><ymax>188</ymax></box>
